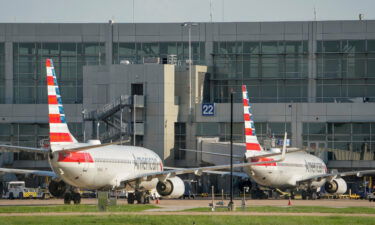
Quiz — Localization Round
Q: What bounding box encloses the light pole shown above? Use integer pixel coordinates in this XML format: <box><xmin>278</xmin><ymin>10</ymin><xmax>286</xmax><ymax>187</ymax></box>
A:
<box><xmin>182</xmin><ymin>22</ymin><xmax>198</xmax><ymax>120</ymax></box>
<box><xmin>81</xmin><ymin>109</ymin><xmax>86</xmax><ymax>142</ymax></box>
<box><xmin>109</xmin><ymin>19</ymin><xmax>114</xmax><ymax>65</ymax></box>
<box><xmin>228</xmin><ymin>91</ymin><xmax>234</xmax><ymax>211</ymax></box>
<box><xmin>133</xmin><ymin>95</ymin><xmax>136</xmax><ymax>146</ymax></box>
<box><xmin>96</xmin><ymin>121</ymin><xmax>100</xmax><ymax>140</ymax></box>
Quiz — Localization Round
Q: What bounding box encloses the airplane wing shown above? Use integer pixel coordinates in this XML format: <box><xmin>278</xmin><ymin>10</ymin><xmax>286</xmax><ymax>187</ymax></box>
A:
<box><xmin>51</xmin><ymin>139</ymin><xmax>131</xmax><ymax>152</ymax></box>
<box><xmin>178</xmin><ymin>148</ymin><xmax>302</xmax><ymax>159</ymax></box>
<box><xmin>178</xmin><ymin>148</ymin><xmax>243</xmax><ymax>158</ymax></box>
<box><xmin>0</xmin><ymin>144</ymin><xmax>49</xmax><ymax>154</ymax></box>
<box><xmin>164</xmin><ymin>166</ymin><xmax>249</xmax><ymax>178</ymax></box>
<box><xmin>297</xmin><ymin>169</ymin><xmax>375</xmax><ymax>184</ymax></box>
<box><xmin>0</xmin><ymin>139</ymin><xmax>130</xmax><ymax>154</ymax></box>
<box><xmin>201</xmin><ymin>171</ymin><xmax>249</xmax><ymax>178</ymax></box>
<box><xmin>123</xmin><ymin>158</ymin><xmax>283</xmax><ymax>183</ymax></box>
<box><xmin>0</xmin><ymin>168</ymin><xmax>58</xmax><ymax>179</ymax></box>
<box><xmin>123</xmin><ymin>132</ymin><xmax>288</xmax><ymax>183</ymax></box>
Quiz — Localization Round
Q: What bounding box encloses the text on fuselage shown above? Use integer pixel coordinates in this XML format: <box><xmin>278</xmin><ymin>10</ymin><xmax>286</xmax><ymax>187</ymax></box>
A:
<box><xmin>132</xmin><ymin>154</ymin><xmax>159</xmax><ymax>171</ymax></box>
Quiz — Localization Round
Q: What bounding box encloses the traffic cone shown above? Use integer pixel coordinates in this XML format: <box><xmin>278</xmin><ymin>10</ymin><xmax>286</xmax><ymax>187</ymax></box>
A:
<box><xmin>155</xmin><ymin>198</ymin><xmax>160</xmax><ymax>204</ymax></box>
<box><xmin>288</xmin><ymin>198</ymin><xmax>292</xmax><ymax>206</ymax></box>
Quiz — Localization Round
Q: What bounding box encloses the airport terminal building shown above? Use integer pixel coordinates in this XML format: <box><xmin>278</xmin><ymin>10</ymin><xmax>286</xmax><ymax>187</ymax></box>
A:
<box><xmin>1</xmin><ymin>21</ymin><xmax>375</xmax><ymax>187</ymax></box>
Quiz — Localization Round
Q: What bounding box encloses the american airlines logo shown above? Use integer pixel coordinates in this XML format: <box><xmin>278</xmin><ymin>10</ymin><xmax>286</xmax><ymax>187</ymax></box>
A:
<box><xmin>304</xmin><ymin>160</ymin><xmax>324</xmax><ymax>173</ymax></box>
<box><xmin>132</xmin><ymin>154</ymin><xmax>159</xmax><ymax>171</ymax></box>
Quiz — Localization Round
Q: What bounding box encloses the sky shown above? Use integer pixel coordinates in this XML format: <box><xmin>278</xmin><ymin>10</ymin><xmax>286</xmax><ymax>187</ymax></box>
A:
<box><xmin>0</xmin><ymin>0</ymin><xmax>375</xmax><ymax>23</ymax></box>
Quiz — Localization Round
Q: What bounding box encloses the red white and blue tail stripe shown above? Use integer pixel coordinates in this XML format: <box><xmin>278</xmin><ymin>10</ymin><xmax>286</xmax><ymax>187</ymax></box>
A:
<box><xmin>46</xmin><ymin>59</ymin><xmax>78</xmax><ymax>151</ymax></box>
<box><xmin>242</xmin><ymin>85</ymin><xmax>263</xmax><ymax>156</ymax></box>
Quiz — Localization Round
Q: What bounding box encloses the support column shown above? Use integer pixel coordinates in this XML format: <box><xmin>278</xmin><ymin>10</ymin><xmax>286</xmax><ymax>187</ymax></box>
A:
<box><xmin>205</xmin><ymin>23</ymin><xmax>215</xmax><ymax>102</ymax></box>
<box><xmin>5</xmin><ymin>42</ymin><xmax>13</xmax><ymax>103</ymax></box>
<box><xmin>106</xmin><ymin>21</ymin><xmax>114</xmax><ymax>66</ymax></box>
<box><xmin>308</xmin><ymin>21</ymin><xmax>317</xmax><ymax>103</ymax></box>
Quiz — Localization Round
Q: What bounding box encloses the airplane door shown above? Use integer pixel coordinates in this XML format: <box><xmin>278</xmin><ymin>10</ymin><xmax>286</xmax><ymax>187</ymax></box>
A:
<box><xmin>83</xmin><ymin>152</ymin><xmax>89</xmax><ymax>172</ymax></box>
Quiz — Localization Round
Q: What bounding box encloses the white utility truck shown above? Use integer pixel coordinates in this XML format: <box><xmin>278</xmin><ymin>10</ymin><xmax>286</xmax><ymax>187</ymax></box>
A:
<box><xmin>2</xmin><ymin>181</ymin><xmax>37</xmax><ymax>199</ymax></box>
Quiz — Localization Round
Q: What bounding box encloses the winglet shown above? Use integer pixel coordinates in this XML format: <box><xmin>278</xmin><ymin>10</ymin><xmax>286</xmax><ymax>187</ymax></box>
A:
<box><xmin>281</xmin><ymin>132</ymin><xmax>287</xmax><ymax>161</ymax></box>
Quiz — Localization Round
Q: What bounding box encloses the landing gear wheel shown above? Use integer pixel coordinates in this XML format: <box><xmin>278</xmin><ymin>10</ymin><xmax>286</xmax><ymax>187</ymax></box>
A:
<box><xmin>72</xmin><ymin>193</ymin><xmax>81</xmax><ymax>204</ymax></box>
<box><xmin>127</xmin><ymin>193</ymin><xmax>135</xmax><ymax>204</ymax></box>
<box><xmin>64</xmin><ymin>193</ymin><xmax>71</xmax><ymax>204</ymax></box>
<box><xmin>145</xmin><ymin>195</ymin><xmax>150</xmax><ymax>204</ymax></box>
<box><xmin>310</xmin><ymin>192</ymin><xmax>317</xmax><ymax>200</ymax></box>
<box><xmin>136</xmin><ymin>191</ymin><xmax>145</xmax><ymax>204</ymax></box>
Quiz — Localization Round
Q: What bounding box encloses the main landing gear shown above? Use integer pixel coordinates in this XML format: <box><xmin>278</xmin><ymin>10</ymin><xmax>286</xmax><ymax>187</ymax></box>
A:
<box><xmin>64</xmin><ymin>189</ymin><xmax>81</xmax><ymax>204</ymax></box>
<box><xmin>301</xmin><ymin>189</ymin><xmax>318</xmax><ymax>200</ymax></box>
<box><xmin>127</xmin><ymin>191</ymin><xmax>150</xmax><ymax>204</ymax></box>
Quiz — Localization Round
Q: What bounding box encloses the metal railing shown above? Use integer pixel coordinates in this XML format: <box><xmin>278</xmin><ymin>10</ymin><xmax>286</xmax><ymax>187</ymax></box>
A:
<box><xmin>83</xmin><ymin>95</ymin><xmax>132</xmax><ymax>121</ymax></box>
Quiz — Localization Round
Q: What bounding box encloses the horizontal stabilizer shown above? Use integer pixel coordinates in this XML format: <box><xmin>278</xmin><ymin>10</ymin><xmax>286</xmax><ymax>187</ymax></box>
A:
<box><xmin>0</xmin><ymin>168</ymin><xmax>57</xmax><ymax>178</ymax></box>
<box><xmin>0</xmin><ymin>145</ymin><xmax>49</xmax><ymax>154</ymax></box>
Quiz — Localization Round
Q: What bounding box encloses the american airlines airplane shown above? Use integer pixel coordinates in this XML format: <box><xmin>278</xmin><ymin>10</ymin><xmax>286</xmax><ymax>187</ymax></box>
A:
<box><xmin>239</xmin><ymin>85</ymin><xmax>375</xmax><ymax>199</ymax></box>
<box><xmin>0</xmin><ymin>59</ymin><xmax>287</xmax><ymax>204</ymax></box>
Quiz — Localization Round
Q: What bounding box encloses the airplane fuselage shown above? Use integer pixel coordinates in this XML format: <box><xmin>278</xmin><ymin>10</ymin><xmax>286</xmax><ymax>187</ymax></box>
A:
<box><xmin>49</xmin><ymin>145</ymin><xmax>163</xmax><ymax>190</ymax></box>
<box><xmin>246</xmin><ymin>151</ymin><xmax>327</xmax><ymax>190</ymax></box>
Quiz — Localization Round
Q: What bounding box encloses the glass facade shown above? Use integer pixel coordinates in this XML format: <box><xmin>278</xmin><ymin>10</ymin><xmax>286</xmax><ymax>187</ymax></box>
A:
<box><xmin>316</xmin><ymin>40</ymin><xmax>375</xmax><ymax>102</ymax></box>
<box><xmin>0</xmin><ymin>23</ymin><xmax>374</xmax><ymax>167</ymax></box>
<box><xmin>0</xmin><ymin>123</ymin><xmax>82</xmax><ymax>160</ymax></box>
<box><xmin>13</xmin><ymin>42</ymin><xmax>105</xmax><ymax>104</ymax></box>
<box><xmin>212</xmin><ymin>41</ymin><xmax>308</xmax><ymax>103</ymax></box>
<box><xmin>174</xmin><ymin>122</ymin><xmax>186</xmax><ymax>160</ymax></box>
<box><xmin>113</xmin><ymin>42</ymin><xmax>205</xmax><ymax>65</ymax></box>
<box><xmin>0</xmin><ymin>43</ymin><xmax>4</xmax><ymax>103</ymax></box>
<box><xmin>303</xmin><ymin>122</ymin><xmax>375</xmax><ymax>160</ymax></box>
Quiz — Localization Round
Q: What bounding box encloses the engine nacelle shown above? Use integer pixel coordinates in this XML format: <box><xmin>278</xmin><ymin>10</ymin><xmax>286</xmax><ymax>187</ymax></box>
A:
<box><xmin>48</xmin><ymin>180</ymin><xmax>67</xmax><ymax>198</ymax></box>
<box><xmin>156</xmin><ymin>177</ymin><xmax>185</xmax><ymax>199</ymax></box>
<box><xmin>324</xmin><ymin>178</ymin><xmax>347</xmax><ymax>194</ymax></box>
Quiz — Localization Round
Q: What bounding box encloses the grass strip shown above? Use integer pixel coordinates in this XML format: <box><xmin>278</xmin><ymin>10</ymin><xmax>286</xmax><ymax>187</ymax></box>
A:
<box><xmin>0</xmin><ymin>204</ymin><xmax>157</xmax><ymax>213</ymax></box>
<box><xmin>2</xmin><ymin>215</ymin><xmax>375</xmax><ymax>225</ymax></box>
<box><xmin>186</xmin><ymin>205</ymin><xmax>375</xmax><ymax>214</ymax></box>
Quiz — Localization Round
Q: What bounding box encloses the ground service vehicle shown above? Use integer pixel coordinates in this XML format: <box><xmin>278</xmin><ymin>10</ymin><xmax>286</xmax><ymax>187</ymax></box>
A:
<box><xmin>367</xmin><ymin>192</ymin><xmax>375</xmax><ymax>202</ymax></box>
<box><xmin>2</xmin><ymin>181</ymin><xmax>37</xmax><ymax>199</ymax></box>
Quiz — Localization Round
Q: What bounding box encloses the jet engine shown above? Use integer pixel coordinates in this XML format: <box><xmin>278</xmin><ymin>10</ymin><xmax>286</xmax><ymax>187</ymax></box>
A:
<box><xmin>156</xmin><ymin>177</ymin><xmax>185</xmax><ymax>199</ymax></box>
<box><xmin>48</xmin><ymin>180</ymin><xmax>67</xmax><ymax>198</ymax></box>
<box><xmin>324</xmin><ymin>178</ymin><xmax>347</xmax><ymax>194</ymax></box>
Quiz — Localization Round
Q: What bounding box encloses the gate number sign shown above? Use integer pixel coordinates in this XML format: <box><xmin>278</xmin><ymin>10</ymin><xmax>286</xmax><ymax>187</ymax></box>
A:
<box><xmin>202</xmin><ymin>103</ymin><xmax>215</xmax><ymax>116</ymax></box>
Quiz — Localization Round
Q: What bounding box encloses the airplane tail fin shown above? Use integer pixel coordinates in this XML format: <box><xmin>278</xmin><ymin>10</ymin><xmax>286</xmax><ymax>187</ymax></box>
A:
<box><xmin>242</xmin><ymin>85</ymin><xmax>263</xmax><ymax>157</ymax></box>
<box><xmin>46</xmin><ymin>59</ymin><xmax>78</xmax><ymax>152</ymax></box>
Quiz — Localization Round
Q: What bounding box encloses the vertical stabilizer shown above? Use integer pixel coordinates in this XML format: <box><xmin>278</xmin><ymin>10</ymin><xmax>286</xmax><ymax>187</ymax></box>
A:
<box><xmin>46</xmin><ymin>59</ymin><xmax>78</xmax><ymax>151</ymax></box>
<box><xmin>242</xmin><ymin>85</ymin><xmax>263</xmax><ymax>156</ymax></box>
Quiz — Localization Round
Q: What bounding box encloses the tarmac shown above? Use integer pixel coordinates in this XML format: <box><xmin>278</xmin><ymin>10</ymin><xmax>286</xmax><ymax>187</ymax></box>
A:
<box><xmin>0</xmin><ymin>198</ymin><xmax>374</xmax><ymax>209</ymax></box>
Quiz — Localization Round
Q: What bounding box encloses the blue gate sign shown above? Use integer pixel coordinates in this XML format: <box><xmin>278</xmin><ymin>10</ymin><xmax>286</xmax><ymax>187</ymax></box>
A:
<box><xmin>202</xmin><ymin>103</ymin><xmax>215</xmax><ymax>116</ymax></box>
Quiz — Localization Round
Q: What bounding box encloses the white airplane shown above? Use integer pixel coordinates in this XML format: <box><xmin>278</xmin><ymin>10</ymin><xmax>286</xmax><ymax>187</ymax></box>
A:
<box><xmin>0</xmin><ymin>59</ymin><xmax>288</xmax><ymax>204</ymax></box>
<box><xmin>208</xmin><ymin>85</ymin><xmax>375</xmax><ymax>199</ymax></box>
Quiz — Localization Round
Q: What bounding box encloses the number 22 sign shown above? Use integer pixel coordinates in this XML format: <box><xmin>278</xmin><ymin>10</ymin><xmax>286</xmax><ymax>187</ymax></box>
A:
<box><xmin>202</xmin><ymin>103</ymin><xmax>215</xmax><ymax>116</ymax></box>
